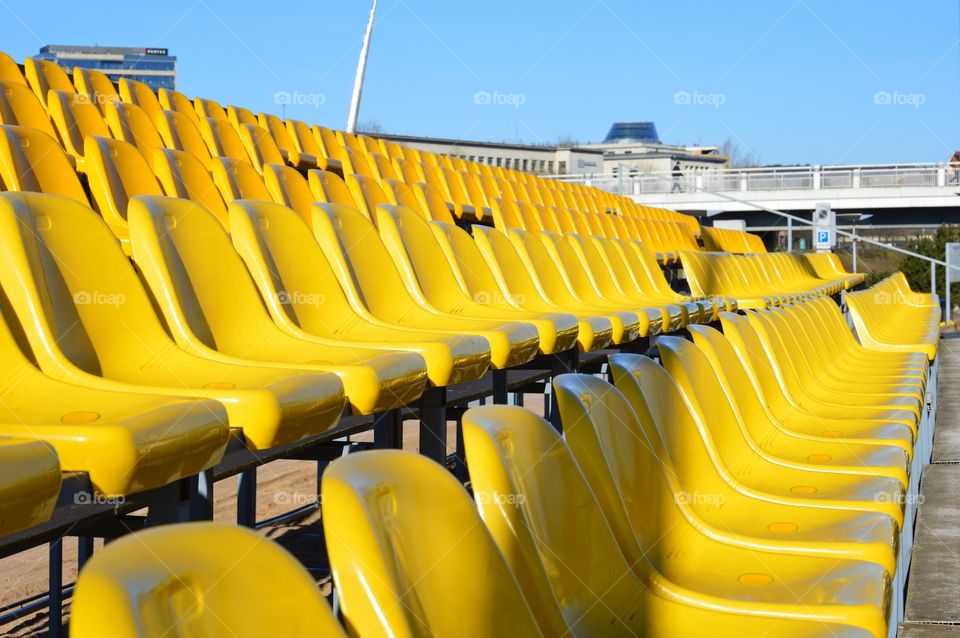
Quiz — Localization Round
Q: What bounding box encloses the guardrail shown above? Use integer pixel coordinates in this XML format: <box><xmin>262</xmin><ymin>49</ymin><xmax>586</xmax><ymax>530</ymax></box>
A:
<box><xmin>550</xmin><ymin>162</ymin><xmax>957</xmax><ymax>196</ymax></box>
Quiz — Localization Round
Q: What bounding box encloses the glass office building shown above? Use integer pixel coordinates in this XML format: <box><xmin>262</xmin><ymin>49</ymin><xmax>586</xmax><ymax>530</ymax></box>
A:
<box><xmin>36</xmin><ymin>44</ymin><xmax>176</xmax><ymax>91</ymax></box>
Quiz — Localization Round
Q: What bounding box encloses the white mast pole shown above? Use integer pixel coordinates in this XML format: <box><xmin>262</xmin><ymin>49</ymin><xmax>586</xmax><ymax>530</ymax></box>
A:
<box><xmin>346</xmin><ymin>0</ymin><xmax>378</xmax><ymax>134</ymax></box>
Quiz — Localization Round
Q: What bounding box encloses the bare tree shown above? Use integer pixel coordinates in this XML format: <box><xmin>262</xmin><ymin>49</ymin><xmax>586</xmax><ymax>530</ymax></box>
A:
<box><xmin>719</xmin><ymin>137</ymin><xmax>761</xmax><ymax>168</ymax></box>
<box><xmin>358</xmin><ymin>118</ymin><xmax>385</xmax><ymax>135</ymax></box>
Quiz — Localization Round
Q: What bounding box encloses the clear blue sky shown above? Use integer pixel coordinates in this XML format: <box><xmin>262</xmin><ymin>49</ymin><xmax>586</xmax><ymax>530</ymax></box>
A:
<box><xmin>3</xmin><ymin>0</ymin><xmax>958</xmax><ymax>165</ymax></box>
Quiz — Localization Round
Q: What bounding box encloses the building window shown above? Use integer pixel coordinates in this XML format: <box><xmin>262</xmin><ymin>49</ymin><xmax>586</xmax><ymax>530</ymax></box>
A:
<box><xmin>547</xmin><ymin>161</ymin><xmax>554</xmax><ymax>173</ymax></box>
<box><xmin>558</xmin><ymin>161</ymin><xmax>567</xmax><ymax>174</ymax></box>
<box><xmin>496</xmin><ymin>157</ymin><xmax>502</xmax><ymax>167</ymax></box>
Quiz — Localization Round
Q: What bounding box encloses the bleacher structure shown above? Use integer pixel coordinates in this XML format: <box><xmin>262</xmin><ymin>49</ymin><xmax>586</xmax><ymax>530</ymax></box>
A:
<box><xmin>0</xmin><ymin>49</ymin><xmax>944</xmax><ymax>638</ymax></box>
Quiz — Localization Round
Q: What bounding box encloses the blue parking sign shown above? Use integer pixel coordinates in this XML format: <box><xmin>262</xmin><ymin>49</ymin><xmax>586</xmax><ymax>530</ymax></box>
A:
<box><xmin>817</xmin><ymin>230</ymin><xmax>829</xmax><ymax>244</ymax></box>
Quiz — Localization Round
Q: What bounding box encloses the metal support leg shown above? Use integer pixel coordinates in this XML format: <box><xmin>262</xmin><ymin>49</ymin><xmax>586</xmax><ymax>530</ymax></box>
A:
<box><xmin>492</xmin><ymin>369</ymin><xmax>508</xmax><ymax>404</ymax></box>
<box><xmin>77</xmin><ymin>536</ymin><xmax>94</xmax><ymax>571</ymax></box>
<box><xmin>548</xmin><ymin>348</ymin><xmax>579</xmax><ymax>431</ymax></box>
<box><xmin>373</xmin><ymin>408</ymin><xmax>403</xmax><ymax>449</ymax></box>
<box><xmin>454</xmin><ymin>418</ymin><xmax>468</xmax><ymax>482</ymax></box>
<box><xmin>189</xmin><ymin>468</ymin><xmax>214</xmax><ymax>521</ymax></box>
<box><xmin>48</xmin><ymin>538</ymin><xmax>62</xmax><ymax>638</ymax></box>
<box><xmin>237</xmin><ymin>467</ymin><xmax>257</xmax><ymax>528</ymax></box>
<box><xmin>418</xmin><ymin>386</ymin><xmax>448</xmax><ymax>463</ymax></box>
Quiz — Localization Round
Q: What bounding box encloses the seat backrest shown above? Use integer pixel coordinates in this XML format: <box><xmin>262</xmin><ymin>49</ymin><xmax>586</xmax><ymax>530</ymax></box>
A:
<box><xmin>228</xmin><ymin>199</ymin><xmax>376</xmax><ymax>335</ymax></box>
<box><xmin>0</xmin><ymin>52</ymin><xmax>26</xmax><ymax>85</ymax></box>
<box><xmin>0</xmin><ymin>125</ymin><xmax>87</xmax><ymax>203</ymax></box>
<box><xmin>375</xmin><ymin>205</ymin><xmax>472</xmax><ymax>309</ymax></box>
<box><xmin>158</xmin><ymin>88</ymin><xmax>199</xmax><ymax>124</ymax></box>
<box><xmin>430</xmin><ymin>221</ymin><xmax>517</xmax><ymax>302</ymax></box>
<box><xmin>211</xmin><ymin>156</ymin><xmax>272</xmax><ymax>203</ymax></box>
<box><xmin>226</xmin><ymin>104</ymin><xmax>258</xmax><ymax>132</ymax></box>
<box><xmin>0</xmin><ymin>191</ymin><xmax>184</xmax><ymax>377</ymax></box>
<box><xmin>23</xmin><ymin>58</ymin><xmax>73</xmax><ymax>106</ymax></box>
<box><xmin>263</xmin><ymin>163</ymin><xmax>316</xmax><ymax>221</ymax></box>
<box><xmin>72</xmin><ymin>67</ymin><xmax>119</xmax><ymax>113</ymax></box>
<box><xmin>127</xmin><ymin>195</ymin><xmax>283</xmax><ymax>352</ymax></box>
<box><xmin>198</xmin><ymin>115</ymin><xmax>249</xmax><ymax>161</ymax></box>
<box><xmin>155</xmin><ymin>109</ymin><xmax>212</xmax><ymax>168</ymax></box>
<box><xmin>471</xmin><ymin>226</ymin><xmax>554</xmax><ymax>306</ymax></box>
<box><xmin>608</xmin><ymin>353</ymin><xmax>731</xmax><ymax>502</ymax></box>
<box><xmin>286</xmin><ymin>119</ymin><xmax>324</xmax><ymax>157</ymax></box>
<box><xmin>103</xmin><ymin>101</ymin><xmax>164</xmax><ymax>158</ymax></box>
<box><xmin>346</xmin><ymin>173</ymin><xmax>389</xmax><ymax>220</ymax></box>
<box><xmin>0</xmin><ymin>79</ymin><xmax>57</xmax><ymax>137</ymax></box>
<box><xmin>309</xmin><ymin>203</ymin><xmax>430</xmax><ymax>320</ymax></box>
<box><xmin>308</xmin><ymin>169</ymin><xmax>358</xmax><ymax>209</ymax></box>
<box><xmin>194</xmin><ymin>97</ymin><xmax>228</xmax><ymax>121</ymax></box>
<box><xmin>238</xmin><ymin>123</ymin><xmax>284</xmax><ymax>173</ymax></box>
<box><xmin>84</xmin><ymin>136</ymin><xmax>164</xmax><ymax>229</ymax></box>
<box><xmin>118</xmin><ymin>78</ymin><xmax>162</xmax><ymax>120</ymax></box>
<box><xmin>71</xmin><ymin>522</ymin><xmax>347</xmax><ymax>638</ymax></box>
<box><xmin>716</xmin><ymin>312</ymin><xmax>791</xmax><ymax>413</ymax></box>
<box><xmin>46</xmin><ymin>89</ymin><xmax>110</xmax><ymax>160</ymax></box>
<box><xmin>462</xmin><ymin>405</ymin><xmax>648</xmax><ymax>635</ymax></box>
<box><xmin>322</xmin><ymin>450</ymin><xmax>544</xmax><ymax>638</ymax></box>
<box><xmin>150</xmin><ymin>147</ymin><xmax>229</xmax><ymax>225</ymax></box>
<box><xmin>414</xmin><ymin>182</ymin><xmax>457</xmax><ymax>223</ymax></box>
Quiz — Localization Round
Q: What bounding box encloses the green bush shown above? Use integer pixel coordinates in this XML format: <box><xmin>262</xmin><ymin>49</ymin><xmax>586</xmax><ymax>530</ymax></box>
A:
<box><xmin>899</xmin><ymin>225</ymin><xmax>960</xmax><ymax>297</ymax></box>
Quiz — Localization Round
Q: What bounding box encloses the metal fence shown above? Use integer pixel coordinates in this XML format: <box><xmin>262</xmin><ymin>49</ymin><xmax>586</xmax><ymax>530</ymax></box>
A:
<box><xmin>552</xmin><ymin>163</ymin><xmax>952</xmax><ymax>196</ymax></box>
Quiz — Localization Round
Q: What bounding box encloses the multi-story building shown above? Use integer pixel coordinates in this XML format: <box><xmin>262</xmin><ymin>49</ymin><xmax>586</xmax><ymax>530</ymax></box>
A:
<box><xmin>36</xmin><ymin>44</ymin><xmax>176</xmax><ymax>91</ymax></box>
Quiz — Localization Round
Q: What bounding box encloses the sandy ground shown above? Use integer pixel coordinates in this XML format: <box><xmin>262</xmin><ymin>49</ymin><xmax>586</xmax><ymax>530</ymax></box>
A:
<box><xmin>0</xmin><ymin>394</ymin><xmax>546</xmax><ymax>636</ymax></box>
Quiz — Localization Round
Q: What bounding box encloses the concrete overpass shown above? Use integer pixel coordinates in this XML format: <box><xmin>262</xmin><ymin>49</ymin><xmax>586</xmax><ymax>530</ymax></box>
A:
<box><xmin>559</xmin><ymin>163</ymin><xmax>960</xmax><ymax>214</ymax></box>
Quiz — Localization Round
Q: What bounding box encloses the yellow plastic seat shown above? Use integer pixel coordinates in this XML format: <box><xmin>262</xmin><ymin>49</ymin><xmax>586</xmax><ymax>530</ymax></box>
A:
<box><xmin>227</xmin><ymin>104</ymin><xmax>258</xmax><ymax>132</ymax></box>
<box><xmin>607</xmin><ymin>354</ymin><xmax>899</xmax><ymax>573</ymax></box>
<box><xmin>806</xmin><ymin>253</ymin><xmax>865</xmax><ymax>288</ymax></box>
<box><xmin>430</xmin><ymin>221</ymin><xmax>613</xmax><ymax>352</ymax></box>
<box><xmin>118</xmin><ymin>78</ymin><xmax>163</xmax><ymax>120</ymax></box>
<box><xmin>155</xmin><ymin>108</ymin><xmax>213</xmax><ymax>168</ymax></box>
<box><xmin>0</xmin><ymin>438</ymin><xmax>60</xmax><ymax>536</ymax></box>
<box><xmin>554</xmin><ymin>374</ymin><xmax>891</xmax><ymax>637</ymax></box>
<box><xmin>689</xmin><ymin>323</ymin><xmax>912</xmax><ymax>476</ymax></box>
<box><xmin>149</xmin><ymin>147</ymin><xmax>229</xmax><ymax>224</ymax></box>
<box><xmin>72</xmin><ymin>67</ymin><xmax>119</xmax><ymax>113</ymax></box>
<box><xmin>471</xmin><ymin>225</ymin><xmax>639</xmax><ymax>345</ymax></box>
<box><xmin>308</xmin><ymin>168</ymin><xmax>360</xmax><ymax>211</ymax></box>
<box><xmin>322</xmin><ymin>450</ymin><xmax>544</xmax><ymax>637</ymax></box>
<box><xmin>0</xmin><ymin>79</ymin><xmax>58</xmax><ymax>138</ymax></box>
<box><xmin>508</xmin><ymin>227</ymin><xmax>652</xmax><ymax>341</ymax></box>
<box><xmin>660</xmin><ymin>334</ymin><xmax>910</xmax><ymax>487</ymax></box>
<box><xmin>375</xmin><ymin>205</ymin><xmax>580</xmax><ymax>355</ymax></box>
<box><xmin>0</xmin><ymin>192</ymin><xmax>346</xmax><ymax>450</ymax></box>
<box><xmin>0</xmin><ymin>302</ymin><xmax>228</xmax><ymax>496</ymax></box>
<box><xmin>238</xmin><ymin>122</ymin><xmax>286</xmax><ymax>174</ymax></box>
<box><xmin>128</xmin><ymin>195</ymin><xmax>428</xmax><ymax>414</ymax></box>
<box><xmin>309</xmin><ymin>203</ymin><xmax>540</xmax><ymax>369</ymax></box>
<box><xmin>561</xmin><ymin>232</ymin><xmax>685</xmax><ymax>330</ymax></box>
<box><xmin>382</xmin><ymin>177</ymin><xmax>454</xmax><ymax>224</ymax></box>
<box><xmin>591</xmin><ymin>235</ymin><xmax>708</xmax><ymax>323</ymax></box>
<box><xmin>286</xmin><ymin>118</ymin><xmax>340</xmax><ymax>172</ymax></box>
<box><xmin>746</xmin><ymin>309</ymin><xmax>922</xmax><ymax>422</ymax></box>
<box><xmin>463</xmin><ymin>405</ymin><xmax>879</xmax><ymax>638</ymax></box>
<box><xmin>762</xmin><ymin>305</ymin><xmax>924</xmax><ymax>398</ymax></box>
<box><xmin>0</xmin><ymin>51</ymin><xmax>26</xmax><ymax>85</ymax></box>
<box><xmin>719</xmin><ymin>311</ymin><xmax>916</xmax><ymax>448</ymax></box>
<box><xmin>194</xmin><ymin>96</ymin><xmax>228</xmax><ymax>121</ymax></box>
<box><xmin>103</xmin><ymin>101</ymin><xmax>164</xmax><ymax>158</ymax></box>
<box><xmin>263</xmin><ymin>162</ymin><xmax>317</xmax><ymax>221</ymax></box>
<box><xmin>846</xmin><ymin>274</ymin><xmax>940</xmax><ymax>360</ymax></box>
<box><xmin>46</xmin><ymin>89</ymin><xmax>110</xmax><ymax>171</ymax></box>
<box><xmin>0</xmin><ymin>124</ymin><xmax>88</xmax><ymax>204</ymax></box>
<box><xmin>228</xmin><ymin>199</ymin><xmax>491</xmax><ymax>387</ymax></box>
<box><xmin>158</xmin><ymin>87</ymin><xmax>200</xmax><ymax>125</ymax></box>
<box><xmin>197</xmin><ymin>114</ymin><xmax>250</xmax><ymax>163</ymax></box>
<box><xmin>71</xmin><ymin>522</ymin><xmax>347</xmax><ymax>638</ymax></box>
<box><xmin>84</xmin><ymin>135</ymin><xmax>164</xmax><ymax>245</ymax></box>
<box><xmin>259</xmin><ymin>112</ymin><xmax>318</xmax><ymax>170</ymax></box>
<box><xmin>211</xmin><ymin>156</ymin><xmax>272</xmax><ymax>203</ymax></box>
<box><xmin>23</xmin><ymin>57</ymin><xmax>73</xmax><ymax>107</ymax></box>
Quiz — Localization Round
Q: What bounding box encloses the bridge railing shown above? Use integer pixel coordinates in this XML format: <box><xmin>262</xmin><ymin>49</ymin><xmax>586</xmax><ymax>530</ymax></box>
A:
<box><xmin>551</xmin><ymin>162</ymin><xmax>953</xmax><ymax>196</ymax></box>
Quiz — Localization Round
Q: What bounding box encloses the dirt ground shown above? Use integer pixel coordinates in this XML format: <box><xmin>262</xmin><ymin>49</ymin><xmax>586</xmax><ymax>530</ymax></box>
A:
<box><xmin>0</xmin><ymin>394</ymin><xmax>547</xmax><ymax>636</ymax></box>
